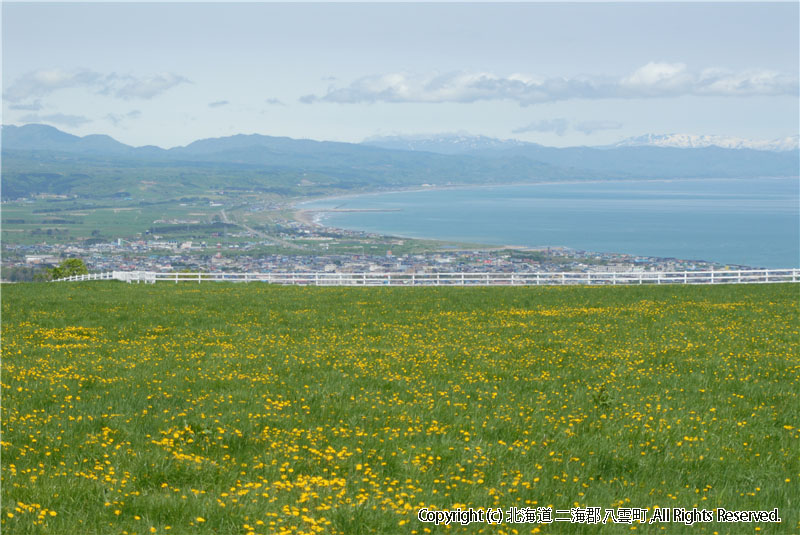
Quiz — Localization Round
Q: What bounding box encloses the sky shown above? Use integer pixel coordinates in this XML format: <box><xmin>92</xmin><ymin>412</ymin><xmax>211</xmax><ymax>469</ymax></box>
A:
<box><xmin>2</xmin><ymin>2</ymin><xmax>798</xmax><ymax>148</ymax></box>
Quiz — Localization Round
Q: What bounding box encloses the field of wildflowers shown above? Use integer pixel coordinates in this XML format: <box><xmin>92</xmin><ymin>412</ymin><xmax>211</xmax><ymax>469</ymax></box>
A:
<box><xmin>2</xmin><ymin>282</ymin><xmax>798</xmax><ymax>534</ymax></box>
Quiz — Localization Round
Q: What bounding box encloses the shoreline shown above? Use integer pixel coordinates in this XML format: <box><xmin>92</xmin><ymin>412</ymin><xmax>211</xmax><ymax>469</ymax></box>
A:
<box><xmin>285</xmin><ymin>176</ymin><xmax>799</xmax><ymax>268</ymax></box>
<box><xmin>291</xmin><ymin>175</ymin><xmax>798</xmax><ymax>211</ymax></box>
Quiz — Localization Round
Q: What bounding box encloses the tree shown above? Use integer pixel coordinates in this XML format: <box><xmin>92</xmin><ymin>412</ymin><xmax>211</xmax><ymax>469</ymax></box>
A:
<box><xmin>49</xmin><ymin>258</ymin><xmax>89</xmax><ymax>280</ymax></box>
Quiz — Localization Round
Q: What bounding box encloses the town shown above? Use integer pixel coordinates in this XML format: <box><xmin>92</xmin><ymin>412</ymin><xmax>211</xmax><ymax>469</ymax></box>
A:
<box><xmin>2</xmin><ymin>213</ymin><xmax>748</xmax><ymax>282</ymax></box>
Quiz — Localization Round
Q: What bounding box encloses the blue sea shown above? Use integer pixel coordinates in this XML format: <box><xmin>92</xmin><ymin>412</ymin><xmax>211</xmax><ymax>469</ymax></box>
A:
<box><xmin>300</xmin><ymin>177</ymin><xmax>800</xmax><ymax>268</ymax></box>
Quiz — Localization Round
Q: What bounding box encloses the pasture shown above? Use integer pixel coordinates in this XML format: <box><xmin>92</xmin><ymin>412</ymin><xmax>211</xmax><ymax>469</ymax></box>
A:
<box><xmin>2</xmin><ymin>282</ymin><xmax>798</xmax><ymax>533</ymax></box>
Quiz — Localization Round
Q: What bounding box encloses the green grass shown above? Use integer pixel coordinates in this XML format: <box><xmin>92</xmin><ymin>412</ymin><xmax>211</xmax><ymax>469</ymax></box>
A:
<box><xmin>0</xmin><ymin>196</ymin><xmax>484</xmax><ymax>254</ymax></box>
<box><xmin>1</xmin><ymin>198</ymin><xmax>228</xmax><ymax>245</ymax></box>
<box><xmin>2</xmin><ymin>282</ymin><xmax>798</xmax><ymax>534</ymax></box>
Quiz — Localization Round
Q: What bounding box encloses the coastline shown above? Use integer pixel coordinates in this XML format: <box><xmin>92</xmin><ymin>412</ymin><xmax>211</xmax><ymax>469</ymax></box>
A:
<box><xmin>293</xmin><ymin>209</ymin><xmax>320</xmax><ymax>227</ymax></box>
<box><xmin>291</xmin><ymin>179</ymin><xmax>623</xmax><ymax>232</ymax></box>
<box><xmin>286</xmin><ymin>176</ymin><xmax>799</xmax><ymax>268</ymax></box>
<box><xmin>292</xmin><ymin>201</ymin><xmax>534</xmax><ymax>252</ymax></box>
<box><xmin>291</xmin><ymin>175</ymin><xmax>797</xmax><ymax>212</ymax></box>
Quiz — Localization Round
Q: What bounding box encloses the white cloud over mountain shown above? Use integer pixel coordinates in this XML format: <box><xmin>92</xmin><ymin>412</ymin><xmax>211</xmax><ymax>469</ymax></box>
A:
<box><xmin>620</xmin><ymin>62</ymin><xmax>796</xmax><ymax>98</ymax></box>
<box><xmin>512</xmin><ymin>119</ymin><xmax>569</xmax><ymax>136</ymax></box>
<box><xmin>8</xmin><ymin>100</ymin><xmax>43</xmax><ymax>111</ymax></box>
<box><xmin>3</xmin><ymin>68</ymin><xmax>189</xmax><ymax>104</ymax></box>
<box><xmin>18</xmin><ymin>112</ymin><xmax>92</xmax><ymax>128</ymax></box>
<box><xmin>4</xmin><ymin>69</ymin><xmax>105</xmax><ymax>102</ymax></box>
<box><xmin>574</xmin><ymin>120</ymin><xmax>624</xmax><ymax>135</ymax></box>
<box><xmin>113</xmin><ymin>73</ymin><xmax>190</xmax><ymax>100</ymax></box>
<box><xmin>105</xmin><ymin>110</ymin><xmax>142</xmax><ymax>126</ymax></box>
<box><xmin>513</xmin><ymin>119</ymin><xmax>623</xmax><ymax>136</ymax></box>
<box><xmin>301</xmin><ymin>62</ymin><xmax>798</xmax><ymax>105</ymax></box>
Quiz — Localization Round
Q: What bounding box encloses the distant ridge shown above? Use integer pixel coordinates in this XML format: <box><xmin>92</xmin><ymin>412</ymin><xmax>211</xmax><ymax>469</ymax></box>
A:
<box><xmin>364</xmin><ymin>131</ymin><xmax>800</xmax><ymax>154</ymax></box>
<box><xmin>2</xmin><ymin>123</ymin><xmax>798</xmax><ymax>201</ymax></box>
<box><xmin>1</xmin><ymin>123</ymin><xmax>134</xmax><ymax>154</ymax></box>
<box><xmin>362</xmin><ymin>133</ymin><xmax>531</xmax><ymax>155</ymax></box>
<box><xmin>5</xmin><ymin>123</ymin><xmax>798</xmax><ymax>156</ymax></box>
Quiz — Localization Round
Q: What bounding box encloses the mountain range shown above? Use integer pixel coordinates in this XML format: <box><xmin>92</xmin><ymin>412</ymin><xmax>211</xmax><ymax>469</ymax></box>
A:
<box><xmin>361</xmin><ymin>134</ymin><xmax>530</xmax><ymax>155</ymax></box>
<box><xmin>364</xmin><ymin>132</ymin><xmax>800</xmax><ymax>153</ymax></box>
<box><xmin>2</xmin><ymin>124</ymin><xmax>798</xmax><ymax>201</ymax></box>
<box><xmin>611</xmin><ymin>133</ymin><xmax>799</xmax><ymax>152</ymax></box>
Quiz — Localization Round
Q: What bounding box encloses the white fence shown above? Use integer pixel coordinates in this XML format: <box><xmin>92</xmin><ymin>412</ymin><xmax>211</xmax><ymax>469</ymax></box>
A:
<box><xmin>54</xmin><ymin>269</ymin><xmax>800</xmax><ymax>286</ymax></box>
<box><xmin>54</xmin><ymin>272</ymin><xmax>117</xmax><ymax>282</ymax></box>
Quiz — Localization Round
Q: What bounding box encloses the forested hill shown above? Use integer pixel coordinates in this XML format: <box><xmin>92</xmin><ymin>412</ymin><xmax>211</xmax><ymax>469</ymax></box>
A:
<box><xmin>3</xmin><ymin>124</ymin><xmax>798</xmax><ymax>201</ymax></box>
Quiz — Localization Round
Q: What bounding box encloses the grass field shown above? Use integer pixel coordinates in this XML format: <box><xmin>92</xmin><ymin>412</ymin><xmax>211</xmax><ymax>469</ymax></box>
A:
<box><xmin>2</xmin><ymin>282</ymin><xmax>798</xmax><ymax>534</ymax></box>
<box><xmin>0</xmin><ymin>198</ymin><xmax>225</xmax><ymax>245</ymax></box>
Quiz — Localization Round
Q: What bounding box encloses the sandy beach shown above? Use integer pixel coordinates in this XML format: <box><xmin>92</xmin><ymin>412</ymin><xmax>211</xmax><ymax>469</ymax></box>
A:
<box><xmin>293</xmin><ymin>209</ymin><xmax>320</xmax><ymax>227</ymax></box>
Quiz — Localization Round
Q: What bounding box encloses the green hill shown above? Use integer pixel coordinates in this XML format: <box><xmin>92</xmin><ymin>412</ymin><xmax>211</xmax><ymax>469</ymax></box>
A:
<box><xmin>3</xmin><ymin>124</ymin><xmax>798</xmax><ymax>201</ymax></box>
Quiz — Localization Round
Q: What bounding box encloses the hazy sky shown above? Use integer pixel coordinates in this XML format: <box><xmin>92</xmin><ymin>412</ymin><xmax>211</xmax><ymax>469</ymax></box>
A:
<box><xmin>2</xmin><ymin>2</ymin><xmax>798</xmax><ymax>148</ymax></box>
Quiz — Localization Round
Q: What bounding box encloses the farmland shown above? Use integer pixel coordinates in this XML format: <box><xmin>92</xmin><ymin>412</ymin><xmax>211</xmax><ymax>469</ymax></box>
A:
<box><xmin>2</xmin><ymin>282</ymin><xmax>798</xmax><ymax>534</ymax></box>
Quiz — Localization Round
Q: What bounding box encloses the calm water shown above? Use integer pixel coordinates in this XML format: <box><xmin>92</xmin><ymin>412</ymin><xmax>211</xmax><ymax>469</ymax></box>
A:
<box><xmin>301</xmin><ymin>178</ymin><xmax>800</xmax><ymax>268</ymax></box>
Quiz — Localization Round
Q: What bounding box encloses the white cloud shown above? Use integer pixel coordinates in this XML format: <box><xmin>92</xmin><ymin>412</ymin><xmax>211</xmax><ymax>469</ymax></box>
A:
<box><xmin>512</xmin><ymin>119</ymin><xmax>569</xmax><ymax>136</ymax></box>
<box><xmin>8</xmin><ymin>99</ymin><xmax>44</xmax><ymax>111</ymax></box>
<box><xmin>574</xmin><ymin>120</ymin><xmax>623</xmax><ymax>135</ymax></box>
<box><xmin>208</xmin><ymin>100</ymin><xmax>229</xmax><ymax>108</ymax></box>
<box><xmin>620</xmin><ymin>62</ymin><xmax>692</xmax><ymax>93</ymax></box>
<box><xmin>301</xmin><ymin>71</ymin><xmax>590</xmax><ymax>105</ymax></box>
<box><xmin>301</xmin><ymin>63</ymin><xmax>798</xmax><ymax>105</ymax></box>
<box><xmin>106</xmin><ymin>110</ymin><xmax>142</xmax><ymax>126</ymax></box>
<box><xmin>3</xmin><ymin>68</ymin><xmax>189</xmax><ymax>104</ymax></box>
<box><xmin>114</xmin><ymin>73</ymin><xmax>190</xmax><ymax>100</ymax></box>
<box><xmin>18</xmin><ymin>113</ymin><xmax>91</xmax><ymax>128</ymax></box>
<box><xmin>513</xmin><ymin>118</ymin><xmax>623</xmax><ymax>136</ymax></box>
<box><xmin>694</xmin><ymin>67</ymin><xmax>797</xmax><ymax>96</ymax></box>
<box><xmin>4</xmin><ymin>69</ymin><xmax>105</xmax><ymax>102</ymax></box>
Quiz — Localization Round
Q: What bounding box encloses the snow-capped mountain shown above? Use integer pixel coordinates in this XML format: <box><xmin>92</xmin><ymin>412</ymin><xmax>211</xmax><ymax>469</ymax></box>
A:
<box><xmin>362</xmin><ymin>133</ymin><xmax>532</xmax><ymax>155</ymax></box>
<box><xmin>366</xmin><ymin>132</ymin><xmax>800</xmax><ymax>154</ymax></box>
<box><xmin>612</xmin><ymin>133</ymin><xmax>799</xmax><ymax>152</ymax></box>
